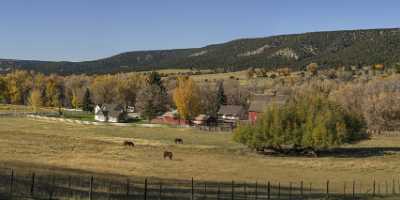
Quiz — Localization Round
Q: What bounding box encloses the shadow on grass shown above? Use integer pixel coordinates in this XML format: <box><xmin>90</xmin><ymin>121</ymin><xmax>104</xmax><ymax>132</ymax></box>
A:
<box><xmin>258</xmin><ymin>147</ymin><xmax>400</xmax><ymax>158</ymax></box>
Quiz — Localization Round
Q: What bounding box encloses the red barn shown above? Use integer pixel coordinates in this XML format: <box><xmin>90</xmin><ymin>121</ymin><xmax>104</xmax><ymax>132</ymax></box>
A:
<box><xmin>248</xmin><ymin>94</ymin><xmax>287</xmax><ymax>124</ymax></box>
<box><xmin>151</xmin><ymin>110</ymin><xmax>189</xmax><ymax>126</ymax></box>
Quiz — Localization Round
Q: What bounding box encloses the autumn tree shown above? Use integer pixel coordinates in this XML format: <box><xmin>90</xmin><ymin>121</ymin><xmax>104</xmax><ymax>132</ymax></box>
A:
<box><xmin>114</xmin><ymin>73</ymin><xmax>144</xmax><ymax>106</ymax></box>
<box><xmin>82</xmin><ymin>88</ymin><xmax>94</xmax><ymax>112</ymax></box>
<box><xmin>45</xmin><ymin>75</ymin><xmax>64</xmax><ymax>107</ymax></box>
<box><xmin>0</xmin><ymin>76</ymin><xmax>6</xmax><ymax>103</ymax></box>
<box><xmin>173</xmin><ymin>76</ymin><xmax>201</xmax><ymax>120</ymax></box>
<box><xmin>90</xmin><ymin>75</ymin><xmax>117</xmax><ymax>105</ymax></box>
<box><xmin>64</xmin><ymin>75</ymin><xmax>90</xmax><ymax>108</ymax></box>
<box><xmin>198</xmin><ymin>83</ymin><xmax>219</xmax><ymax>117</ymax></box>
<box><xmin>234</xmin><ymin>93</ymin><xmax>367</xmax><ymax>153</ymax></box>
<box><xmin>28</xmin><ymin>89</ymin><xmax>43</xmax><ymax>113</ymax></box>
<box><xmin>6</xmin><ymin>70</ymin><xmax>33</xmax><ymax>104</ymax></box>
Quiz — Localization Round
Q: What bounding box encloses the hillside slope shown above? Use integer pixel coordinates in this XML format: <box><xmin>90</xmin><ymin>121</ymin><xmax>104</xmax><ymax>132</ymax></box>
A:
<box><xmin>1</xmin><ymin>28</ymin><xmax>400</xmax><ymax>74</ymax></box>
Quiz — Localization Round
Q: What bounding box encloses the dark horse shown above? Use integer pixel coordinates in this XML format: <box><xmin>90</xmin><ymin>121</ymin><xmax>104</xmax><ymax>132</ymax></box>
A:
<box><xmin>123</xmin><ymin>141</ymin><xmax>135</xmax><ymax>147</ymax></box>
<box><xmin>174</xmin><ymin>138</ymin><xmax>183</xmax><ymax>144</ymax></box>
<box><xmin>163</xmin><ymin>151</ymin><xmax>173</xmax><ymax>160</ymax></box>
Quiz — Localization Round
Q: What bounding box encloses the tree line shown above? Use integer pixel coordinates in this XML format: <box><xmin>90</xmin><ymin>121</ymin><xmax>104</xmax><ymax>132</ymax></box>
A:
<box><xmin>0</xmin><ymin>70</ymin><xmax>233</xmax><ymax>120</ymax></box>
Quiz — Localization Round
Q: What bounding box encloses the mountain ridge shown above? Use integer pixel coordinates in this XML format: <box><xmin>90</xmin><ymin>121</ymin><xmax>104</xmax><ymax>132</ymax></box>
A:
<box><xmin>1</xmin><ymin>28</ymin><xmax>400</xmax><ymax>75</ymax></box>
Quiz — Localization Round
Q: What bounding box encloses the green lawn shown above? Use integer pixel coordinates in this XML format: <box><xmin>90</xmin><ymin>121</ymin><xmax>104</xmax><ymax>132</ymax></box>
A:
<box><xmin>61</xmin><ymin>110</ymin><xmax>95</xmax><ymax>121</ymax></box>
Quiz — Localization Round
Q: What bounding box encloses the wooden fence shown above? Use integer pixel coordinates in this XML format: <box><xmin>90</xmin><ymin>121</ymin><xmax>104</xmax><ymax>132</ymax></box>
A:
<box><xmin>1</xmin><ymin>168</ymin><xmax>400</xmax><ymax>200</ymax></box>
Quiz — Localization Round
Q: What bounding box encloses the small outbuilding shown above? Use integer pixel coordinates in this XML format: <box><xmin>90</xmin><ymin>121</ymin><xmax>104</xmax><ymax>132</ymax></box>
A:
<box><xmin>94</xmin><ymin>104</ymin><xmax>127</xmax><ymax>123</ymax></box>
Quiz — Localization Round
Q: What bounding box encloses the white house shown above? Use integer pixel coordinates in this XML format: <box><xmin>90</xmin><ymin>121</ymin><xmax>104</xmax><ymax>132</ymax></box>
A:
<box><xmin>94</xmin><ymin>104</ymin><xmax>127</xmax><ymax>123</ymax></box>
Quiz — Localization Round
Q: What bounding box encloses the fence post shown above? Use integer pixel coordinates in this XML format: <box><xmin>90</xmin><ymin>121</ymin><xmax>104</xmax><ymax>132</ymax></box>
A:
<box><xmin>108</xmin><ymin>181</ymin><xmax>112</xmax><ymax>200</ymax></box>
<box><xmin>300</xmin><ymin>181</ymin><xmax>303</xmax><ymax>197</ymax></box>
<box><xmin>344</xmin><ymin>181</ymin><xmax>346</xmax><ymax>197</ymax></box>
<box><xmin>352</xmin><ymin>180</ymin><xmax>355</xmax><ymax>199</ymax></box>
<box><xmin>191</xmin><ymin>177</ymin><xmax>194</xmax><ymax>200</ymax></box>
<box><xmin>326</xmin><ymin>180</ymin><xmax>329</xmax><ymax>197</ymax></box>
<box><xmin>68</xmin><ymin>175</ymin><xmax>72</xmax><ymax>198</ymax></box>
<box><xmin>9</xmin><ymin>169</ymin><xmax>14</xmax><ymax>199</ymax></box>
<box><xmin>255</xmin><ymin>181</ymin><xmax>258</xmax><ymax>200</ymax></box>
<box><xmin>386</xmin><ymin>180</ymin><xmax>388</xmax><ymax>195</ymax></box>
<box><xmin>144</xmin><ymin>178</ymin><xmax>148</xmax><ymax>200</ymax></box>
<box><xmin>378</xmin><ymin>183</ymin><xmax>381</xmax><ymax>195</ymax></box>
<box><xmin>217</xmin><ymin>183</ymin><xmax>221</xmax><ymax>200</ymax></box>
<box><xmin>126</xmin><ymin>179</ymin><xmax>130</xmax><ymax>197</ymax></box>
<box><xmin>49</xmin><ymin>174</ymin><xmax>55</xmax><ymax>200</ymax></box>
<box><xmin>30</xmin><ymin>172</ymin><xmax>35</xmax><ymax>197</ymax></box>
<box><xmin>398</xmin><ymin>178</ymin><xmax>400</xmax><ymax>194</ymax></box>
<box><xmin>89</xmin><ymin>176</ymin><xmax>93</xmax><ymax>200</ymax></box>
<box><xmin>243</xmin><ymin>182</ymin><xmax>247</xmax><ymax>200</ymax></box>
<box><xmin>289</xmin><ymin>182</ymin><xmax>292</xmax><ymax>200</ymax></box>
<box><xmin>204</xmin><ymin>182</ymin><xmax>207</xmax><ymax>199</ymax></box>
<box><xmin>309</xmin><ymin>182</ymin><xmax>312</xmax><ymax>194</ymax></box>
<box><xmin>159</xmin><ymin>181</ymin><xmax>162</xmax><ymax>200</ymax></box>
<box><xmin>278</xmin><ymin>182</ymin><xmax>280</xmax><ymax>200</ymax></box>
<box><xmin>231</xmin><ymin>181</ymin><xmax>235</xmax><ymax>200</ymax></box>
<box><xmin>267</xmin><ymin>181</ymin><xmax>270</xmax><ymax>200</ymax></box>
<box><xmin>373</xmin><ymin>180</ymin><xmax>376</xmax><ymax>197</ymax></box>
<box><xmin>393</xmin><ymin>178</ymin><xmax>396</xmax><ymax>194</ymax></box>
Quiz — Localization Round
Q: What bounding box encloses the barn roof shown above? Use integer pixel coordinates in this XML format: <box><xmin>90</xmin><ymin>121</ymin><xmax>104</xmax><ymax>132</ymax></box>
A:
<box><xmin>248</xmin><ymin>95</ymin><xmax>288</xmax><ymax>112</ymax></box>
<box><xmin>218</xmin><ymin>105</ymin><xmax>245</xmax><ymax>116</ymax></box>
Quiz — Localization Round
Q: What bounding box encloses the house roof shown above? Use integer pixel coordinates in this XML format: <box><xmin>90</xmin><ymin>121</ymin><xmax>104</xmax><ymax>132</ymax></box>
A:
<box><xmin>194</xmin><ymin>114</ymin><xmax>210</xmax><ymax>121</ymax></box>
<box><xmin>162</xmin><ymin>110</ymin><xmax>178</xmax><ymax>118</ymax></box>
<box><xmin>248</xmin><ymin>95</ymin><xmax>288</xmax><ymax>112</ymax></box>
<box><xmin>218</xmin><ymin>105</ymin><xmax>245</xmax><ymax>116</ymax></box>
<box><xmin>102</xmin><ymin>104</ymin><xmax>126</xmax><ymax>117</ymax></box>
<box><xmin>248</xmin><ymin>101</ymin><xmax>269</xmax><ymax>112</ymax></box>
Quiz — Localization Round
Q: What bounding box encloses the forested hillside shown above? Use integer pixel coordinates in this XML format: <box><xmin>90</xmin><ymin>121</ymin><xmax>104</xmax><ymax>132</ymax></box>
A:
<box><xmin>1</xmin><ymin>28</ymin><xmax>400</xmax><ymax>75</ymax></box>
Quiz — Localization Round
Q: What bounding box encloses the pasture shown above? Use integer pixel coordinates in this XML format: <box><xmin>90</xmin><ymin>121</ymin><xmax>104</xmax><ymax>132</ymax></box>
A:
<box><xmin>1</xmin><ymin>116</ymin><xmax>400</xmax><ymax>196</ymax></box>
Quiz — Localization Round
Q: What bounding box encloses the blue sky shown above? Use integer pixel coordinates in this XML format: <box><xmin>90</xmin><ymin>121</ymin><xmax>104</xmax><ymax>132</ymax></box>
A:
<box><xmin>1</xmin><ymin>0</ymin><xmax>399</xmax><ymax>61</ymax></box>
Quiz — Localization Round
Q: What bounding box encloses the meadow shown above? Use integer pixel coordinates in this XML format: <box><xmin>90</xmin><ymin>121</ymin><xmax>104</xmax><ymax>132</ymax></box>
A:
<box><xmin>1</xmin><ymin>116</ymin><xmax>400</xmax><ymax>196</ymax></box>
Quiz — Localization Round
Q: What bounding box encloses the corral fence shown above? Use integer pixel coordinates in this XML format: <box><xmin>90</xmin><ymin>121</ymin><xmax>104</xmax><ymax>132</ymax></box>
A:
<box><xmin>1</xmin><ymin>168</ymin><xmax>400</xmax><ymax>199</ymax></box>
<box><xmin>196</xmin><ymin>125</ymin><xmax>234</xmax><ymax>132</ymax></box>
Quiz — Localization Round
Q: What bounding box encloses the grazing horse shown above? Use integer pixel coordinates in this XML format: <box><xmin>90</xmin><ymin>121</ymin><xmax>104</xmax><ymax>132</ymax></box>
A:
<box><xmin>174</xmin><ymin>138</ymin><xmax>183</xmax><ymax>144</ymax></box>
<box><xmin>123</xmin><ymin>141</ymin><xmax>135</xmax><ymax>147</ymax></box>
<box><xmin>163</xmin><ymin>151</ymin><xmax>173</xmax><ymax>160</ymax></box>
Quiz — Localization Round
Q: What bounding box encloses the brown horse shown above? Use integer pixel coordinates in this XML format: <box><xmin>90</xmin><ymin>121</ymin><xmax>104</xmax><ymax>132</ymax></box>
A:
<box><xmin>163</xmin><ymin>151</ymin><xmax>173</xmax><ymax>160</ymax></box>
<box><xmin>123</xmin><ymin>141</ymin><xmax>135</xmax><ymax>147</ymax></box>
<box><xmin>174</xmin><ymin>138</ymin><xmax>183</xmax><ymax>144</ymax></box>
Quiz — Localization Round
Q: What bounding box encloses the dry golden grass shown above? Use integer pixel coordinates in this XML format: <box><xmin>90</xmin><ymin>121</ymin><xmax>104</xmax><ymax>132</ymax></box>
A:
<box><xmin>1</xmin><ymin>117</ymin><xmax>400</xmax><ymax>193</ymax></box>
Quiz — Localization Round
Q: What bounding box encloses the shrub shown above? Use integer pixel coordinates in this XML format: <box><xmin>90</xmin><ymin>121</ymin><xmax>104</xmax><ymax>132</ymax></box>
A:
<box><xmin>234</xmin><ymin>93</ymin><xmax>367</xmax><ymax>152</ymax></box>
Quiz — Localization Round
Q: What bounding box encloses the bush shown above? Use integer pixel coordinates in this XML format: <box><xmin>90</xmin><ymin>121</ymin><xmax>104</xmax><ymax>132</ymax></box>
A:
<box><xmin>234</xmin><ymin>94</ymin><xmax>367</xmax><ymax>152</ymax></box>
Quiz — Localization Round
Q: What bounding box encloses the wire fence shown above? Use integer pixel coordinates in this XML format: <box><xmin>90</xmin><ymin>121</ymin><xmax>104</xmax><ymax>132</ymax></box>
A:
<box><xmin>1</xmin><ymin>168</ymin><xmax>400</xmax><ymax>200</ymax></box>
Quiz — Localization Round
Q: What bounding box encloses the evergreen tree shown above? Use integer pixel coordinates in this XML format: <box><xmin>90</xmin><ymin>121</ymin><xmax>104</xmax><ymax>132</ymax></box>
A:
<box><xmin>216</xmin><ymin>81</ymin><xmax>227</xmax><ymax>107</ymax></box>
<box><xmin>135</xmin><ymin>84</ymin><xmax>166</xmax><ymax>120</ymax></box>
<box><xmin>82</xmin><ymin>88</ymin><xmax>93</xmax><ymax>112</ymax></box>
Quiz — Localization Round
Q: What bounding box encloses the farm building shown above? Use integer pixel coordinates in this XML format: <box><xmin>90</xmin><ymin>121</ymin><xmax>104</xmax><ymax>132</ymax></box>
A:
<box><xmin>218</xmin><ymin>105</ymin><xmax>246</xmax><ymax>125</ymax></box>
<box><xmin>94</xmin><ymin>104</ymin><xmax>128</xmax><ymax>123</ymax></box>
<box><xmin>248</xmin><ymin>94</ymin><xmax>287</xmax><ymax>123</ymax></box>
<box><xmin>151</xmin><ymin>110</ymin><xmax>189</xmax><ymax>126</ymax></box>
<box><xmin>192</xmin><ymin>114</ymin><xmax>217</xmax><ymax>126</ymax></box>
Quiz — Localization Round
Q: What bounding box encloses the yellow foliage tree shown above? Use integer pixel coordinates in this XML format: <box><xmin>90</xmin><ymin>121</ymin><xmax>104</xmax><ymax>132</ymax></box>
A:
<box><xmin>28</xmin><ymin>89</ymin><xmax>43</xmax><ymax>113</ymax></box>
<box><xmin>173</xmin><ymin>76</ymin><xmax>201</xmax><ymax>120</ymax></box>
